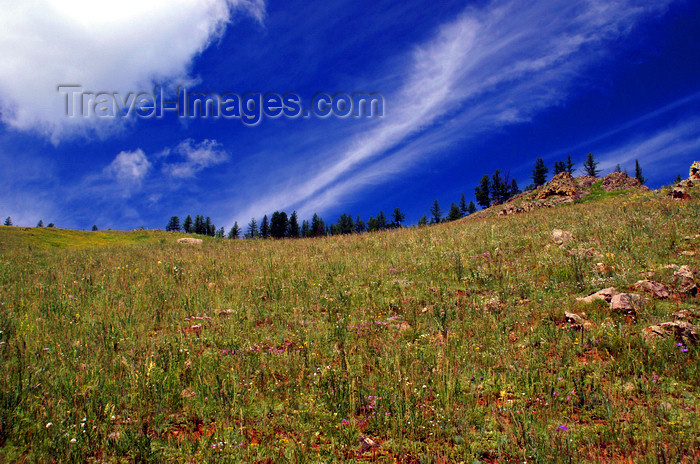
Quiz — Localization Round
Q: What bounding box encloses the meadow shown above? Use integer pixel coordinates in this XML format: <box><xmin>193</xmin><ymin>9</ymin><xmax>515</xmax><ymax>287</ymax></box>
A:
<box><xmin>0</xmin><ymin>185</ymin><xmax>698</xmax><ymax>463</ymax></box>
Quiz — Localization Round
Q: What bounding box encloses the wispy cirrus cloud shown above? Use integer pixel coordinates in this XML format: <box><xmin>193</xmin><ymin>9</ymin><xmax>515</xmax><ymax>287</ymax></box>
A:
<box><xmin>230</xmin><ymin>0</ymin><xmax>675</xmax><ymax>222</ymax></box>
<box><xmin>0</xmin><ymin>0</ymin><xmax>265</xmax><ymax>141</ymax></box>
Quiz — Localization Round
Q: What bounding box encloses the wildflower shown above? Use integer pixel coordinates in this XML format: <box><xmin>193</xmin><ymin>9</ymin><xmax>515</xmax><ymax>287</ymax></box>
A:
<box><xmin>46</xmin><ymin>422</ymin><xmax>53</xmax><ymax>428</ymax></box>
<box><xmin>681</xmin><ymin>348</ymin><xmax>689</xmax><ymax>353</ymax></box>
<box><xmin>556</xmin><ymin>425</ymin><xmax>568</xmax><ymax>431</ymax></box>
<box><xmin>70</xmin><ymin>438</ymin><xmax>77</xmax><ymax>443</ymax></box>
<box><xmin>677</xmin><ymin>343</ymin><xmax>684</xmax><ymax>347</ymax></box>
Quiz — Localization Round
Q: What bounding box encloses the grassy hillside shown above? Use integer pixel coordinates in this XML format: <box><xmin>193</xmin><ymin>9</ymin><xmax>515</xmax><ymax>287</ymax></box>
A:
<box><xmin>0</xmin><ymin>186</ymin><xmax>698</xmax><ymax>462</ymax></box>
<box><xmin>0</xmin><ymin>226</ymin><xmax>186</xmax><ymax>251</ymax></box>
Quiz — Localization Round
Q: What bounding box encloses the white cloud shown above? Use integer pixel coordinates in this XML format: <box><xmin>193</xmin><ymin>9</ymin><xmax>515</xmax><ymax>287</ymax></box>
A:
<box><xmin>104</xmin><ymin>149</ymin><xmax>151</xmax><ymax>185</ymax></box>
<box><xmin>0</xmin><ymin>0</ymin><xmax>265</xmax><ymax>141</ymax></box>
<box><xmin>162</xmin><ymin>139</ymin><xmax>229</xmax><ymax>178</ymax></box>
<box><xmin>230</xmin><ymin>0</ymin><xmax>674</xmax><ymax>222</ymax></box>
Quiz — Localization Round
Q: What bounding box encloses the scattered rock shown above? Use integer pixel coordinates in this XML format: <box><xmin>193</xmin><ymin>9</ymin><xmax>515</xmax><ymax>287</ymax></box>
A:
<box><xmin>180</xmin><ymin>388</ymin><xmax>196</xmax><ymax>399</ymax></box>
<box><xmin>683</xmin><ymin>234</ymin><xmax>700</xmax><ymax>241</ymax></box>
<box><xmin>577</xmin><ymin>287</ymin><xmax>619</xmax><ymax>304</ymax></box>
<box><xmin>569</xmin><ymin>247</ymin><xmax>603</xmax><ymax>259</ymax></box>
<box><xmin>610</xmin><ymin>293</ymin><xmax>643</xmax><ymax>315</ymax></box>
<box><xmin>575</xmin><ymin>175</ymin><xmax>598</xmax><ymax>189</ymax></box>
<box><xmin>690</xmin><ymin>161</ymin><xmax>700</xmax><ymax>181</ymax></box>
<box><xmin>672</xmin><ymin>265</ymin><xmax>698</xmax><ymax>295</ymax></box>
<box><xmin>643</xmin><ymin>321</ymin><xmax>698</xmax><ymax>344</ymax></box>
<box><xmin>595</xmin><ymin>262</ymin><xmax>608</xmax><ymax>274</ymax></box>
<box><xmin>538</xmin><ymin>172</ymin><xmax>580</xmax><ymax>200</ymax></box>
<box><xmin>601</xmin><ymin>171</ymin><xmax>647</xmax><ymax>192</ymax></box>
<box><xmin>218</xmin><ymin>309</ymin><xmax>235</xmax><ymax>316</ymax></box>
<box><xmin>360</xmin><ymin>436</ymin><xmax>378</xmax><ymax>453</ymax></box>
<box><xmin>499</xmin><ymin>204</ymin><xmax>524</xmax><ymax>215</ymax></box>
<box><xmin>564</xmin><ymin>311</ymin><xmax>592</xmax><ymax>330</ymax></box>
<box><xmin>669</xmin><ymin>187</ymin><xmax>691</xmax><ymax>200</ymax></box>
<box><xmin>632</xmin><ymin>280</ymin><xmax>670</xmax><ymax>299</ymax></box>
<box><xmin>672</xmin><ymin>309</ymin><xmax>698</xmax><ymax>321</ymax></box>
<box><xmin>680</xmin><ymin>251</ymin><xmax>697</xmax><ymax>257</ymax></box>
<box><xmin>107</xmin><ymin>431</ymin><xmax>121</xmax><ymax>441</ymax></box>
<box><xmin>182</xmin><ymin>323</ymin><xmax>202</xmax><ymax>335</ymax></box>
<box><xmin>552</xmin><ymin>229</ymin><xmax>574</xmax><ymax>245</ymax></box>
<box><xmin>393</xmin><ymin>321</ymin><xmax>412</xmax><ymax>331</ymax></box>
<box><xmin>177</xmin><ymin>237</ymin><xmax>203</xmax><ymax>245</ymax></box>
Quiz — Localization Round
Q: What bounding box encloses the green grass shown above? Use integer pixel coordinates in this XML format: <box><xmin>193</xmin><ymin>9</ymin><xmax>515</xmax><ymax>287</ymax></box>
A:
<box><xmin>0</xmin><ymin>226</ymin><xmax>186</xmax><ymax>251</ymax></box>
<box><xmin>0</xmin><ymin>188</ymin><xmax>698</xmax><ymax>463</ymax></box>
<box><xmin>573</xmin><ymin>180</ymin><xmax>633</xmax><ymax>205</ymax></box>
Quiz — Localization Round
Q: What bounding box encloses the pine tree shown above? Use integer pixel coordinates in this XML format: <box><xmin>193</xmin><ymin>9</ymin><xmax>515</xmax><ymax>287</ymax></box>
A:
<box><xmin>260</xmin><ymin>215</ymin><xmax>270</xmax><ymax>238</ymax></box>
<box><xmin>288</xmin><ymin>211</ymin><xmax>300</xmax><ymax>238</ymax></box>
<box><xmin>47</xmin><ymin>223</ymin><xmax>54</xmax><ymax>228</ymax></box>
<box><xmin>215</xmin><ymin>227</ymin><xmax>225</xmax><ymax>238</ymax></box>
<box><xmin>270</xmin><ymin>211</ymin><xmax>289</xmax><ymax>239</ymax></box>
<box><xmin>675</xmin><ymin>174</ymin><xmax>682</xmax><ymax>184</ymax></box>
<box><xmin>376</xmin><ymin>211</ymin><xmax>388</xmax><ymax>230</ymax></box>
<box><xmin>367</xmin><ymin>216</ymin><xmax>378</xmax><ymax>232</ymax></box>
<box><xmin>468</xmin><ymin>201</ymin><xmax>477</xmax><ymax>214</ymax></box>
<box><xmin>583</xmin><ymin>153</ymin><xmax>600</xmax><ymax>177</ymax></box>
<box><xmin>491</xmin><ymin>169</ymin><xmax>508</xmax><ymax>203</ymax></box>
<box><xmin>228</xmin><ymin>222</ymin><xmax>241</xmax><ymax>239</ymax></box>
<box><xmin>614</xmin><ymin>164</ymin><xmax>621</xmax><ymax>173</ymax></box>
<box><xmin>301</xmin><ymin>220</ymin><xmax>310</xmax><ymax>238</ymax></box>
<box><xmin>418</xmin><ymin>215</ymin><xmax>428</xmax><ymax>226</ymax></box>
<box><xmin>447</xmin><ymin>203</ymin><xmax>462</xmax><ymax>221</ymax></box>
<box><xmin>166</xmin><ymin>216</ymin><xmax>181</xmax><ymax>232</ymax></box>
<box><xmin>509</xmin><ymin>179</ymin><xmax>521</xmax><ymax>197</ymax></box>
<box><xmin>532</xmin><ymin>158</ymin><xmax>548</xmax><ymax>186</ymax></box>
<box><xmin>183</xmin><ymin>215</ymin><xmax>193</xmax><ymax>233</ymax></box>
<box><xmin>354</xmin><ymin>215</ymin><xmax>366</xmax><ymax>233</ymax></box>
<box><xmin>205</xmin><ymin>217</ymin><xmax>215</xmax><ymax>236</ymax></box>
<box><xmin>310</xmin><ymin>213</ymin><xmax>325</xmax><ymax>237</ymax></box>
<box><xmin>459</xmin><ymin>193</ymin><xmax>468</xmax><ymax>217</ymax></box>
<box><xmin>566</xmin><ymin>155</ymin><xmax>575</xmax><ymax>174</ymax></box>
<box><xmin>429</xmin><ymin>199</ymin><xmax>442</xmax><ymax>224</ymax></box>
<box><xmin>37</xmin><ymin>220</ymin><xmax>44</xmax><ymax>227</ymax></box>
<box><xmin>554</xmin><ymin>161</ymin><xmax>566</xmax><ymax>175</ymax></box>
<box><xmin>4</xmin><ymin>217</ymin><xmax>12</xmax><ymax>226</ymax></box>
<box><xmin>391</xmin><ymin>208</ymin><xmax>406</xmax><ymax>228</ymax></box>
<box><xmin>247</xmin><ymin>218</ymin><xmax>258</xmax><ymax>238</ymax></box>
<box><xmin>92</xmin><ymin>225</ymin><xmax>98</xmax><ymax>231</ymax></box>
<box><xmin>634</xmin><ymin>159</ymin><xmax>646</xmax><ymax>184</ymax></box>
<box><xmin>475</xmin><ymin>175</ymin><xmax>491</xmax><ymax>209</ymax></box>
<box><xmin>194</xmin><ymin>215</ymin><xmax>204</xmax><ymax>234</ymax></box>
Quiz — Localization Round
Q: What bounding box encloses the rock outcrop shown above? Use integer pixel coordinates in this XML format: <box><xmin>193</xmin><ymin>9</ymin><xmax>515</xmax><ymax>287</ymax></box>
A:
<box><xmin>576</xmin><ymin>287</ymin><xmax>619</xmax><ymax>304</ymax></box>
<box><xmin>538</xmin><ymin>172</ymin><xmax>580</xmax><ymax>200</ymax></box>
<box><xmin>177</xmin><ymin>237</ymin><xmax>204</xmax><ymax>245</ymax></box>
<box><xmin>632</xmin><ymin>280</ymin><xmax>670</xmax><ymax>299</ymax></box>
<box><xmin>610</xmin><ymin>293</ymin><xmax>642</xmax><ymax>316</ymax></box>
<box><xmin>690</xmin><ymin>161</ymin><xmax>700</xmax><ymax>182</ymax></box>
<box><xmin>643</xmin><ymin>321</ymin><xmax>698</xmax><ymax>344</ymax></box>
<box><xmin>672</xmin><ymin>265</ymin><xmax>698</xmax><ymax>295</ymax></box>
<box><xmin>601</xmin><ymin>171</ymin><xmax>647</xmax><ymax>192</ymax></box>
<box><xmin>551</xmin><ymin>229</ymin><xmax>574</xmax><ymax>245</ymax></box>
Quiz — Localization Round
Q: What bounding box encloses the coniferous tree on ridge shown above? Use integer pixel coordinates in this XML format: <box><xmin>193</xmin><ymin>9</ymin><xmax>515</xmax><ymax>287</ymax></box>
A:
<box><xmin>634</xmin><ymin>159</ymin><xmax>646</xmax><ymax>185</ymax></box>
<box><xmin>475</xmin><ymin>175</ymin><xmax>491</xmax><ymax>209</ymax></box>
<box><xmin>532</xmin><ymin>158</ymin><xmax>548</xmax><ymax>186</ymax></box>
<box><xmin>583</xmin><ymin>153</ymin><xmax>600</xmax><ymax>177</ymax></box>
<box><xmin>429</xmin><ymin>200</ymin><xmax>442</xmax><ymax>224</ymax></box>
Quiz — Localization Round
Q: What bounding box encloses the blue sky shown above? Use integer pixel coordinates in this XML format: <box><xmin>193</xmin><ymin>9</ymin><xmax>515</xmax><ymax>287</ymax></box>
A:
<box><xmin>0</xmin><ymin>0</ymin><xmax>699</xmax><ymax>230</ymax></box>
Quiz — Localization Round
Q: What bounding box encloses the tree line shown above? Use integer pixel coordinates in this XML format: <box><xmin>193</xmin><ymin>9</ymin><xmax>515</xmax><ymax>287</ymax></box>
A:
<box><xmin>163</xmin><ymin>153</ymin><xmax>648</xmax><ymax>241</ymax></box>
<box><xmin>472</xmin><ymin>153</ymin><xmax>646</xmax><ymax>208</ymax></box>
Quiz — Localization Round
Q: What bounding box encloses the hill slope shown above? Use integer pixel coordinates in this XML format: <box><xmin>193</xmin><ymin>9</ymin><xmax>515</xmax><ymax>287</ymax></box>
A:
<box><xmin>0</xmin><ymin>181</ymin><xmax>698</xmax><ymax>462</ymax></box>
